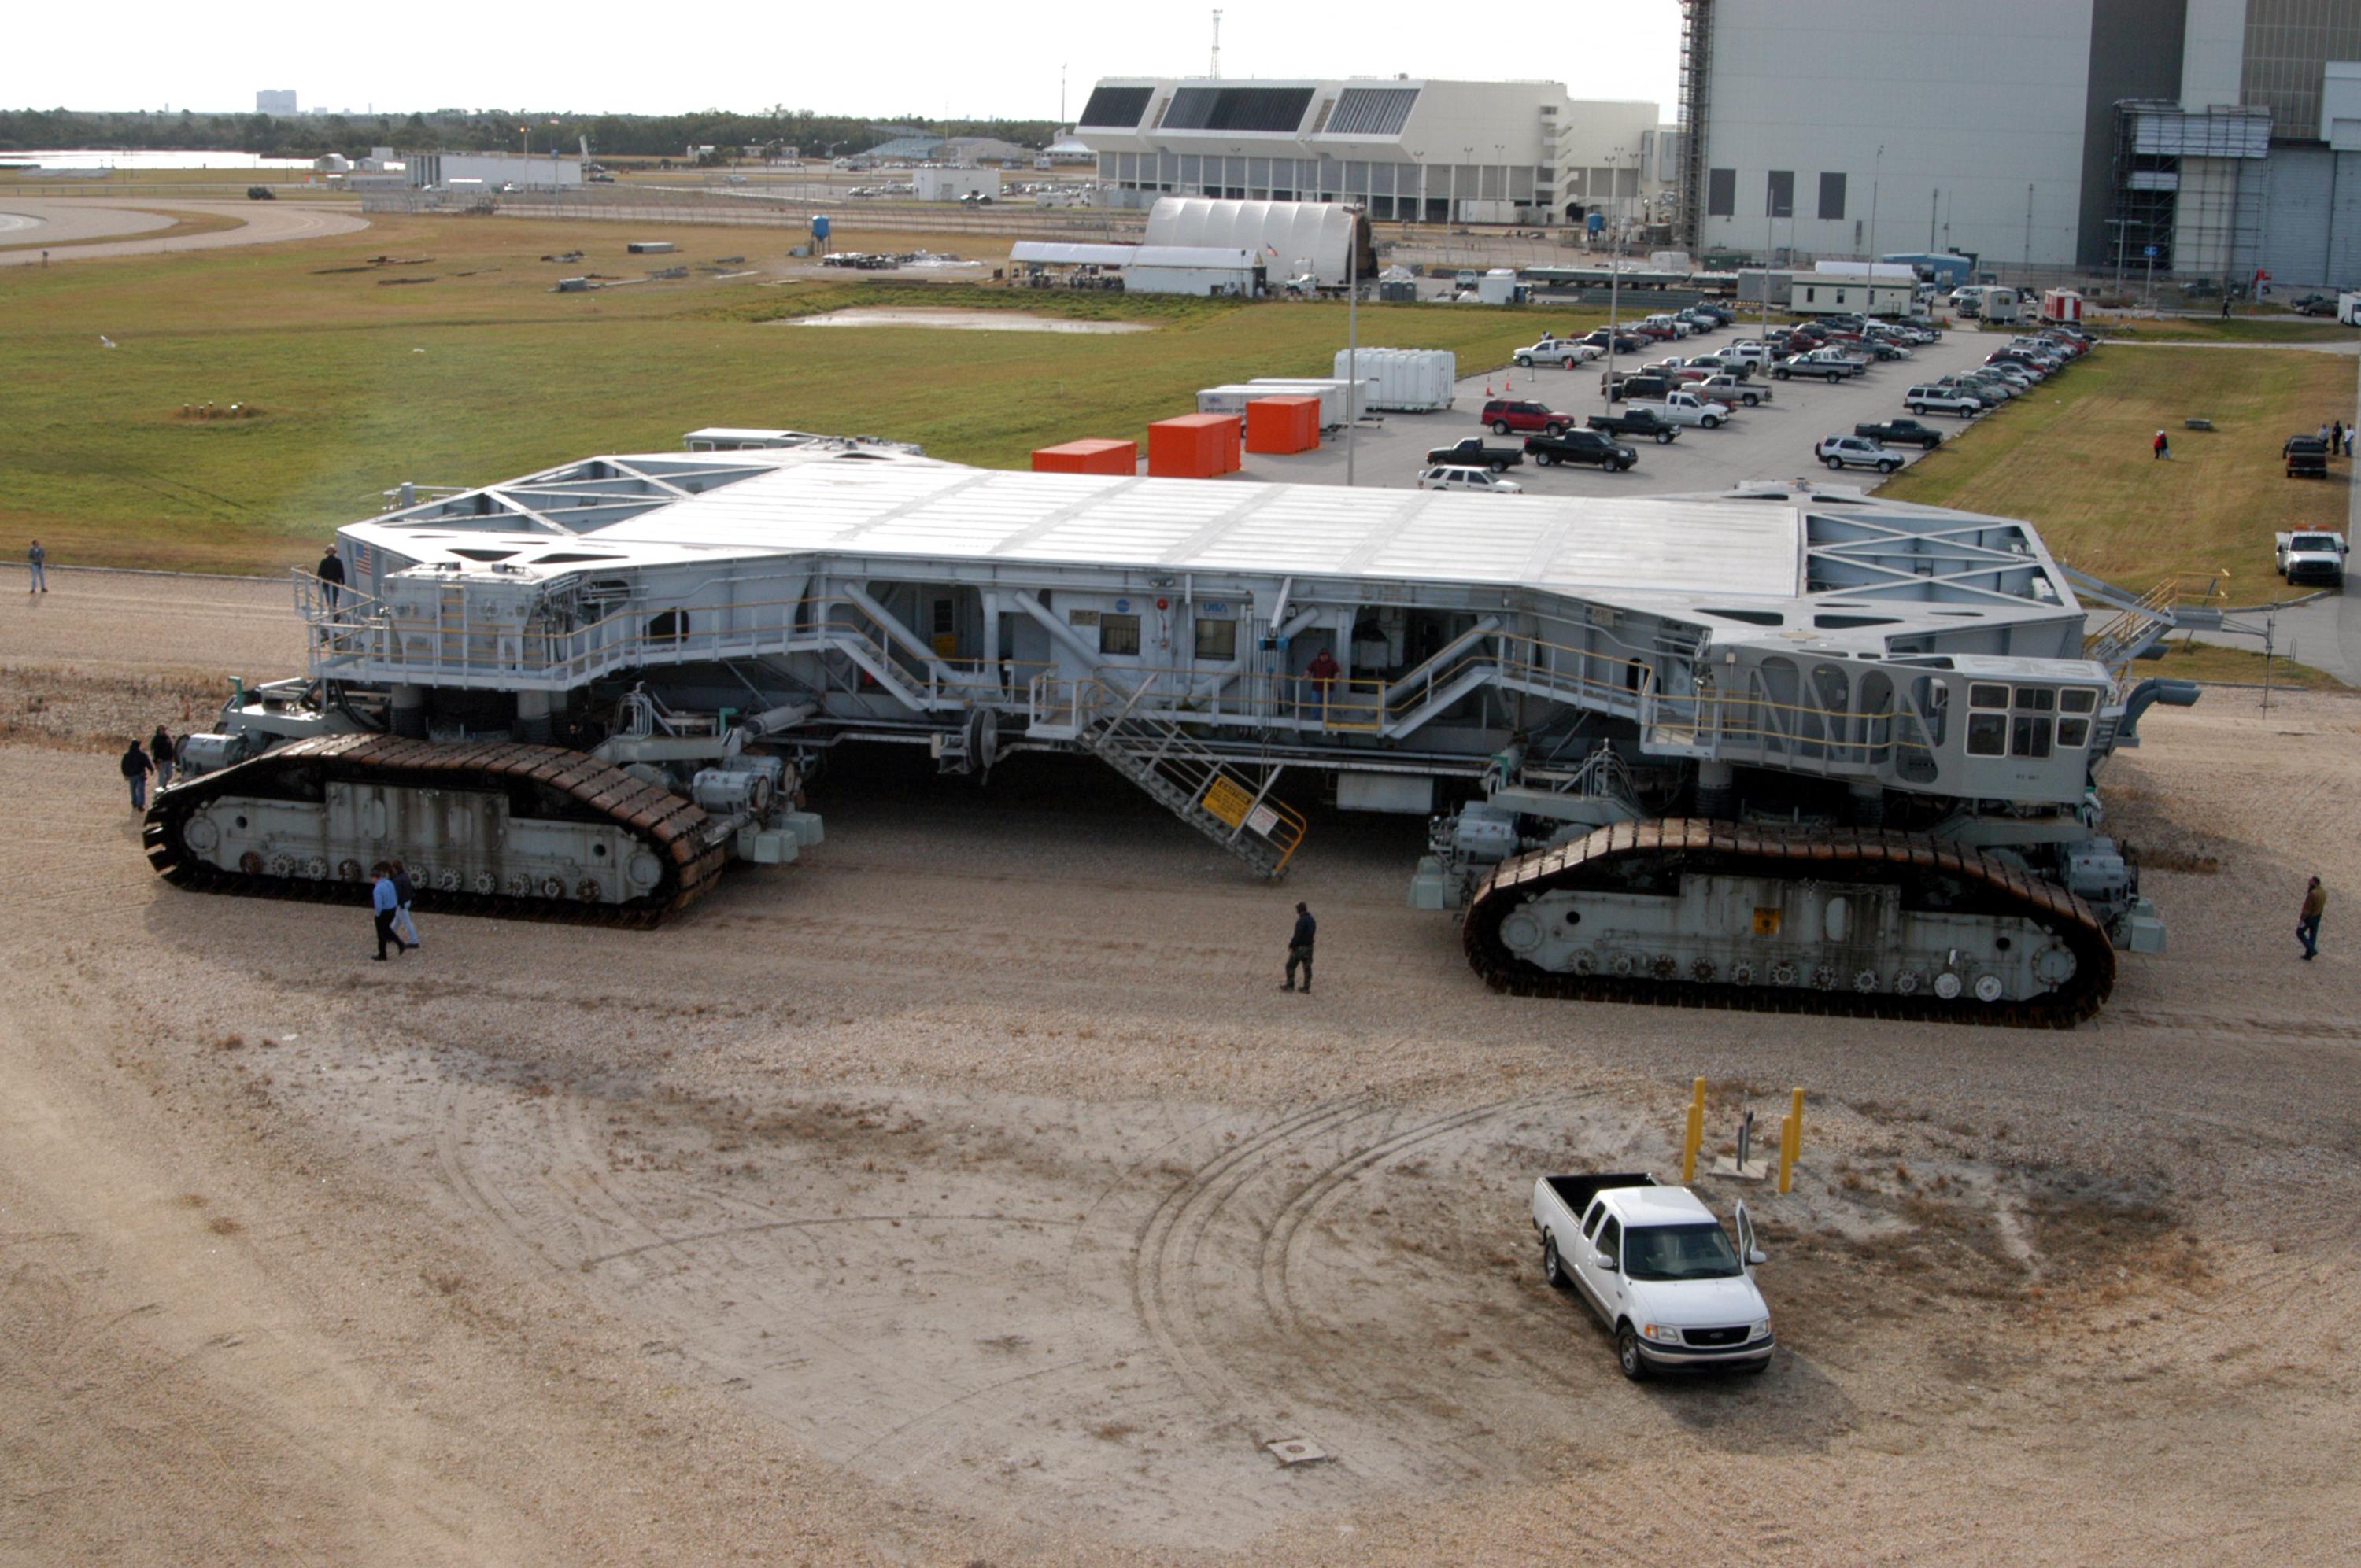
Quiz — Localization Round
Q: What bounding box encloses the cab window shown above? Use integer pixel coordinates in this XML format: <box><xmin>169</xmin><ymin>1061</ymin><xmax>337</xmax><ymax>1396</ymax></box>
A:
<box><xmin>2011</xmin><ymin>686</ymin><xmax>2054</xmax><ymax>758</ymax></box>
<box><xmin>1099</xmin><ymin>614</ymin><xmax>1141</xmax><ymax>657</ymax></box>
<box><xmin>1596</xmin><ymin>1216</ymin><xmax>1623</xmax><ymax>1270</ymax></box>
<box><xmin>1194</xmin><ymin>618</ymin><xmax>1237</xmax><ymax>661</ymax></box>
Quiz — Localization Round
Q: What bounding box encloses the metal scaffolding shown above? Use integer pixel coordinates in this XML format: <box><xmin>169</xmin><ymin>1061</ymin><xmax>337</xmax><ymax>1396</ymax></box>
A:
<box><xmin>1676</xmin><ymin>0</ymin><xmax>1713</xmax><ymax>255</ymax></box>
<box><xmin>2107</xmin><ymin>100</ymin><xmax>2270</xmax><ymax>293</ymax></box>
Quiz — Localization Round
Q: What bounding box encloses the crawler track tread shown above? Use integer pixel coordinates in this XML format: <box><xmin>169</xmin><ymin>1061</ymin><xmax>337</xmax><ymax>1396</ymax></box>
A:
<box><xmin>1463</xmin><ymin>817</ymin><xmax>2115</xmax><ymax>1028</ymax></box>
<box><xmin>142</xmin><ymin>736</ymin><xmax>724</xmax><ymax>928</ymax></box>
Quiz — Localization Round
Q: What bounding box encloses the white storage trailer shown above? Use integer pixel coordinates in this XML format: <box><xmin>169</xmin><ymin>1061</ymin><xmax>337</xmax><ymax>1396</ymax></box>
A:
<box><xmin>1336</xmin><ymin>347</ymin><xmax>1458</xmax><ymax>411</ymax></box>
<box><xmin>1196</xmin><ymin>381</ymin><xmax>1355</xmax><ymax>430</ymax></box>
<box><xmin>1247</xmin><ymin>376</ymin><xmax>1376</xmax><ymax>423</ymax></box>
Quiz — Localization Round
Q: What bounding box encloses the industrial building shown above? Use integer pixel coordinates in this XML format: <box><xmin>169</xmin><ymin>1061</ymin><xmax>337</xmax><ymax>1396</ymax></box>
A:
<box><xmin>1073</xmin><ymin>76</ymin><xmax>1668</xmax><ymax>227</ymax></box>
<box><xmin>1679</xmin><ymin>0</ymin><xmax>2361</xmax><ymax>286</ymax></box>
<box><xmin>256</xmin><ymin>89</ymin><xmax>297</xmax><ymax>115</ymax></box>
<box><xmin>1011</xmin><ymin>197</ymin><xmax>1372</xmax><ymax>295</ymax></box>
<box><xmin>401</xmin><ymin>149</ymin><xmax>582</xmax><ymax>190</ymax></box>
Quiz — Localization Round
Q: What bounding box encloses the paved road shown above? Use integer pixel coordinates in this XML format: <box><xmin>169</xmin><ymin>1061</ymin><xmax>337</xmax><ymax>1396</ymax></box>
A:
<box><xmin>1240</xmin><ymin>323</ymin><xmax>2005</xmax><ymax>497</ymax></box>
<box><xmin>0</xmin><ymin>199</ymin><xmax>368</xmax><ymax>267</ymax></box>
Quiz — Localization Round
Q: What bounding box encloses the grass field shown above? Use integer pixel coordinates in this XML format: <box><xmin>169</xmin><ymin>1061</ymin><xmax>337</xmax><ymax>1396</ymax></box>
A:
<box><xmin>2086</xmin><ymin>315</ymin><xmax>2358</xmax><ymax>345</ymax></box>
<box><xmin>2141</xmin><ymin>637</ymin><xmax>2341</xmax><ymax>690</ymax></box>
<box><xmin>1879</xmin><ymin>343</ymin><xmax>2355</xmax><ymax>591</ymax></box>
<box><xmin>0</xmin><ymin>212</ymin><xmax>1581</xmax><ymax>574</ymax></box>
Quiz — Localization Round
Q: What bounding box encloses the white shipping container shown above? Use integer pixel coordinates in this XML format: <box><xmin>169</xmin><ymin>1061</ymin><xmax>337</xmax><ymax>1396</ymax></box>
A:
<box><xmin>1334</xmin><ymin>347</ymin><xmax>1456</xmax><ymax>411</ymax></box>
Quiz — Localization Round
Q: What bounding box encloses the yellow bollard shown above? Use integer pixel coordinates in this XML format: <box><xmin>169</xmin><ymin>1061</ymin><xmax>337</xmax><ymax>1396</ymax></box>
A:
<box><xmin>1680</xmin><ymin>1076</ymin><xmax>1705</xmax><ymax>1183</ymax></box>
<box><xmin>1776</xmin><ymin>1086</ymin><xmax>1805</xmax><ymax>1194</ymax></box>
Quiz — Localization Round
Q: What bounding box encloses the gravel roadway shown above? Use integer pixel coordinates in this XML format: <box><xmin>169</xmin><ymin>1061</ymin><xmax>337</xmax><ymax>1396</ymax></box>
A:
<box><xmin>3</xmin><ymin>546</ymin><xmax>2359</xmax><ymax>1562</ymax></box>
<box><xmin>0</xmin><ymin>197</ymin><xmax>369</xmax><ymax>267</ymax></box>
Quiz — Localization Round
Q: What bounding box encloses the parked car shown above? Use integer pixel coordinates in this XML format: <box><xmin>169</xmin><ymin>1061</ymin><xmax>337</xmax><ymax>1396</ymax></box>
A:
<box><xmin>2276</xmin><ymin>528</ymin><xmax>2348</xmax><ymax>581</ymax></box>
<box><xmin>1726</xmin><ymin>341</ymin><xmax>1776</xmax><ymax>367</ymax></box>
<box><xmin>1854</xmin><ymin>418</ymin><xmax>1945</xmax><ymax>449</ymax></box>
<box><xmin>1532</xmin><ymin>1171</ymin><xmax>1773</xmax><ymax>1380</ymax></box>
<box><xmin>2292</xmin><ymin>293</ymin><xmax>2338</xmax><ymax>317</ymax></box>
<box><xmin>1580</xmin><ymin>328</ymin><xmax>1646</xmax><ymax>354</ymax></box>
<box><xmin>1480</xmin><ymin>399</ymin><xmax>1575</xmax><ymax>436</ymax></box>
<box><xmin>1626</xmin><ymin>390</ymin><xmax>1735</xmax><ymax>429</ymax></box>
<box><xmin>1525</xmin><ymin>429</ymin><xmax>1639</xmax><ymax>471</ymax></box>
<box><xmin>1641</xmin><ymin>312</ymin><xmax>1694</xmax><ymax>338</ymax></box>
<box><xmin>1417</xmin><ymin>464</ymin><xmax>1524</xmax><ymax>494</ymax></box>
<box><xmin>1587</xmin><ymin>408</ymin><xmax>1683</xmax><ymax>445</ymax></box>
<box><xmin>1426</xmin><ymin>437</ymin><xmax>1524</xmax><ymax>471</ymax></box>
<box><xmin>1514</xmin><ymin>336</ymin><xmax>1599</xmax><ymax>367</ymax></box>
<box><xmin>2285</xmin><ymin>434</ymin><xmax>2332</xmax><ymax>478</ymax></box>
<box><xmin>1905</xmin><ymin>385</ymin><xmax>1985</xmax><ymax>417</ymax></box>
<box><xmin>1698</xmin><ymin>373</ymin><xmax>1770</xmax><ymax>407</ymax></box>
<box><xmin>1602</xmin><ymin>372</ymin><xmax>1676</xmax><ymax>404</ymax></box>
<box><xmin>1815</xmin><ymin>434</ymin><xmax>1903</xmax><ymax>474</ymax></box>
<box><xmin>246</xmin><ymin>185</ymin><xmax>275</xmax><ymax>200</ymax></box>
<box><xmin>1771</xmin><ymin>355</ymin><xmax>1851</xmax><ymax>382</ymax></box>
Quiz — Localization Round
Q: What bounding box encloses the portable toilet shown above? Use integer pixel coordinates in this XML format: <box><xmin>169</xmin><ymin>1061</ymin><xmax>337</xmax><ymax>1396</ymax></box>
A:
<box><xmin>1244</xmin><ymin>396</ymin><xmax>1320</xmax><ymax>455</ymax></box>
<box><xmin>1032</xmin><ymin>437</ymin><xmax>1138</xmax><ymax>475</ymax></box>
<box><xmin>1147</xmin><ymin>413</ymin><xmax>1240</xmax><ymax>478</ymax></box>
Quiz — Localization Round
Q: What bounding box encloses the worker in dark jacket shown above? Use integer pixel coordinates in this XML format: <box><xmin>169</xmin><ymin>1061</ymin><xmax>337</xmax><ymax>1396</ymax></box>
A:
<box><xmin>2298</xmin><ymin>876</ymin><xmax>2326</xmax><ymax>960</ymax></box>
<box><xmin>120</xmin><ymin>740</ymin><xmax>152</xmax><ymax>811</ymax></box>
<box><xmin>316</xmin><ymin>544</ymin><xmax>346</xmax><ymax>610</ymax></box>
<box><xmin>1282</xmin><ymin>902</ymin><xmax>1317</xmax><ymax>994</ymax></box>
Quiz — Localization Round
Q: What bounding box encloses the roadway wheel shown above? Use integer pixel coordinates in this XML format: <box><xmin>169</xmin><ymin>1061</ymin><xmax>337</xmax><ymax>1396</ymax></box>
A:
<box><xmin>1543</xmin><ymin>1234</ymin><xmax>1568</xmax><ymax>1287</ymax></box>
<box><xmin>1910</xmin><ymin>404</ymin><xmax>1927</xmax><ymax>415</ymax></box>
<box><xmin>1879</xmin><ymin>459</ymin><xmax>1899</xmax><ymax>473</ymax></box>
<box><xmin>1536</xmin><ymin>452</ymin><xmax>1556</xmax><ymax>466</ymax></box>
<box><xmin>1616</xmin><ymin>1326</ymin><xmax>1649</xmax><ymax>1381</ymax></box>
<box><xmin>1546</xmin><ymin>422</ymin><xmax>1568</xmax><ymax>436</ymax></box>
<box><xmin>1517</xmin><ymin>356</ymin><xmax>1534</xmax><ymax>367</ymax></box>
<box><xmin>1703</xmin><ymin>415</ymin><xmax>1721</xmax><ymax>428</ymax></box>
<box><xmin>1492</xmin><ymin>419</ymin><xmax>1510</xmax><ymax>434</ymax></box>
<box><xmin>1826</xmin><ymin>456</ymin><xmax>1845</xmax><ymax>470</ymax></box>
<box><xmin>1656</xmin><ymin>432</ymin><xmax>1675</xmax><ymax>445</ymax></box>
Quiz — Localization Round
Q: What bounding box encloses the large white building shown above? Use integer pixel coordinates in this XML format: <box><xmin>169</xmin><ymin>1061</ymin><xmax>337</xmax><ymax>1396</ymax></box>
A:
<box><xmin>1073</xmin><ymin>76</ymin><xmax>1666</xmax><ymax>227</ymax></box>
<box><xmin>1686</xmin><ymin>0</ymin><xmax>2361</xmax><ymax>284</ymax></box>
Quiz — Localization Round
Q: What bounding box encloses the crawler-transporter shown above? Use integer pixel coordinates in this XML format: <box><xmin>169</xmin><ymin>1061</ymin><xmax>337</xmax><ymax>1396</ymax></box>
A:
<box><xmin>146</xmin><ymin>431</ymin><xmax>2209</xmax><ymax>1023</ymax></box>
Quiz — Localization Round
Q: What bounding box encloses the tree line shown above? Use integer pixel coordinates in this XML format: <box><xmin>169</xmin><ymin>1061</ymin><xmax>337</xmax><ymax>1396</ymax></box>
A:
<box><xmin>0</xmin><ymin>107</ymin><xmax>1065</xmax><ymax>160</ymax></box>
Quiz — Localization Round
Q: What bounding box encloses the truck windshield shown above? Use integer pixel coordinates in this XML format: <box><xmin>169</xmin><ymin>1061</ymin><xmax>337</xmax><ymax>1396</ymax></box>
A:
<box><xmin>2295</xmin><ymin>537</ymin><xmax>2335</xmax><ymax>550</ymax></box>
<box><xmin>1624</xmin><ymin>1223</ymin><xmax>1745</xmax><ymax>1280</ymax></box>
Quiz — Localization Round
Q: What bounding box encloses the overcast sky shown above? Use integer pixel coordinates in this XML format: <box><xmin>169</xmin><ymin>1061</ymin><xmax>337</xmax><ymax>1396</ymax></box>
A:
<box><xmin>5</xmin><ymin>0</ymin><xmax>1685</xmax><ymax>123</ymax></box>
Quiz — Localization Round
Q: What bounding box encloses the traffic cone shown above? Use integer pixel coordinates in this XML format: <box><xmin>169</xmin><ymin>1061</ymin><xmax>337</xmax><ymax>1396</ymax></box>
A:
<box><xmin>1484</xmin><ymin>381</ymin><xmax>1494</xmax><ymax>397</ymax></box>
<box><xmin>1504</xmin><ymin>374</ymin><xmax>1513</xmax><ymax>392</ymax></box>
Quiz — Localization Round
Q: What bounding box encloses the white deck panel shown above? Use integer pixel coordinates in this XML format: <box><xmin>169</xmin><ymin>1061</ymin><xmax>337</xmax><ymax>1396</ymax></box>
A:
<box><xmin>582</xmin><ymin>456</ymin><xmax>1809</xmax><ymax>599</ymax></box>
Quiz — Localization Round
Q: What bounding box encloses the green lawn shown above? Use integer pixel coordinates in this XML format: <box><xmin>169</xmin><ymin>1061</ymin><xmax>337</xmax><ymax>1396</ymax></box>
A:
<box><xmin>2141</xmin><ymin>638</ymin><xmax>2341</xmax><ymax>689</ymax></box>
<box><xmin>1879</xmin><ymin>344</ymin><xmax>2354</xmax><ymax>592</ymax></box>
<box><xmin>0</xmin><ymin>213</ymin><xmax>1576</xmax><ymax>574</ymax></box>
<box><xmin>2089</xmin><ymin>315</ymin><xmax>2357</xmax><ymax>345</ymax></box>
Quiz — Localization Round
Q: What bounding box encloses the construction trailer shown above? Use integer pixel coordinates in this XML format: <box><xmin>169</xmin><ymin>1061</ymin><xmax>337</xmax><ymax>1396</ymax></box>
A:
<box><xmin>150</xmin><ymin>430</ymin><xmax>2215</xmax><ymax>1025</ymax></box>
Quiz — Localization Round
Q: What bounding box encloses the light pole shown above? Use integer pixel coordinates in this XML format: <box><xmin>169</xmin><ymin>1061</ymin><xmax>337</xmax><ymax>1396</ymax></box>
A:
<box><xmin>1864</xmin><ymin>143</ymin><xmax>1883</xmax><ymax>311</ymax></box>
<box><xmin>1345</xmin><ymin>204</ymin><xmax>1361</xmax><ymax>487</ymax></box>
<box><xmin>1605</xmin><ymin>146</ymin><xmax>1632</xmax><ymax>402</ymax></box>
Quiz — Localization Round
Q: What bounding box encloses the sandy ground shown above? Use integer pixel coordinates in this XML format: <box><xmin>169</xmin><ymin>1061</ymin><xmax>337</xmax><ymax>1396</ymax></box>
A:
<box><xmin>3</xmin><ymin>572</ymin><xmax>2359</xmax><ymax>1562</ymax></box>
<box><xmin>787</xmin><ymin>308</ymin><xmax>1153</xmax><ymax>334</ymax></box>
<box><xmin>0</xmin><ymin>199</ymin><xmax>369</xmax><ymax>267</ymax></box>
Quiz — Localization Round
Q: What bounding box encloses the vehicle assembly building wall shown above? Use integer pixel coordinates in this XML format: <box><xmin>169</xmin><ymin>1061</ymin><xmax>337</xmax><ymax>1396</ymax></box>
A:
<box><xmin>1695</xmin><ymin>0</ymin><xmax>2104</xmax><ymax>269</ymax></box>
<box><xmin>1076</xmin><ymin>76</ymin><xmax>1664</xmax><ymax>224</ymax></box>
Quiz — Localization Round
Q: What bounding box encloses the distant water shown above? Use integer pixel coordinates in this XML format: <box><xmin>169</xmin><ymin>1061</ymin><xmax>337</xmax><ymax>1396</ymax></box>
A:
<box><xmin>3</xmin><ymin>149</ymin><xmax>316</xmax><ymax>171</ymax></box>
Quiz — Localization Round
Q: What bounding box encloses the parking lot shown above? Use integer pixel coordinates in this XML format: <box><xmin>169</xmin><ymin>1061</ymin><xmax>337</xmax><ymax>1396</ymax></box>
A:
<box><xmin>1239</xmin><ymin>316</ymin><xmax>2010</xmax><ymax>497</ymax></box>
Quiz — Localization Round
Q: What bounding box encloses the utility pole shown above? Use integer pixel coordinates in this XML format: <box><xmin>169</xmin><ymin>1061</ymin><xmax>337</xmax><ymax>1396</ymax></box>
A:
<box><xmin>1210</xmin><ymin>9</ymin><xmax>1221</xmax><ymax>77</ymax></box>
<box><xmin>1864</xmin><ymin>145</ymin><xmax>1883</xmax><ymax>316</ymax></box>
<box><xmin>1929</xmin><ymin>188</ymin><xmax>1938</xmax><ymax>250</ymax></box>
<box><xmin>1605</xmin><ymin>146</ymin><xmax>1626</xmax><ymax>403</ymax></box>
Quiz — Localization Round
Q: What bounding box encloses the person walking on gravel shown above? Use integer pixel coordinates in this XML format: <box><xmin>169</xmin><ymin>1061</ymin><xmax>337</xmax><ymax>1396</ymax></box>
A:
<box><xmin>2298</xmin><ymin>876</ymin><xmax>2326</xmax><ymax>961</ymax></box>
<box><xmin>1281</xmin><ymin>901</ymin><xmax>1317</xmax><ymax>993</ymax></box>
<box><xmin>26</xmin><ymin>539</ymin><xmax>46</xmax><ymax>592</ymax></box>
<box><xmin>371</xmin><ymin>862</ymin><xmax>412</xmax><ymax>961</ymax></box>
<box><xmin>316</xmin><ymin>544</ymin><xmax>346</xmax><ymax>611</ymax></box>
<box><xmin>390</xmin><ymin>858</ymin><xmax>420</xmax><ymax>950</ymax></box>
<box><xmin>120</xmin><ymin>739</ymin><xmax>152</xmax><ymax>811</ymax></box>
<box><xmin>150</xmin><ymin>724</ymin><xmax>176</xmax><ymax>791</ymax></box>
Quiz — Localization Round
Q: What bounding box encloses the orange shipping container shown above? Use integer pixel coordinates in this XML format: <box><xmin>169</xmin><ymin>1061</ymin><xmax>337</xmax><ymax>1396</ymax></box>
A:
<box><xmin>1147</xmin><ymin>412</ymin><xmax>1241</xmax><ymax>479</ymax></box>
<box><xmin>1032</xmin><ymin>437</ymin><xmax>1138</xmax><ymax>475</ymax></box>
<box><xmin>1244</xmin><ymin>395</ymin><xmax>1321</xmax><ymax>455</ymax></box>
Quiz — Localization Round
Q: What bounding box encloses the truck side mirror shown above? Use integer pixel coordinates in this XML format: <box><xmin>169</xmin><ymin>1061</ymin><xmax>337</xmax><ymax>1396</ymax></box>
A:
<box><xmin>1747</xmin><ymin>1248</ymin><xmax>1768</xmax><ymax>1266</ymax></box>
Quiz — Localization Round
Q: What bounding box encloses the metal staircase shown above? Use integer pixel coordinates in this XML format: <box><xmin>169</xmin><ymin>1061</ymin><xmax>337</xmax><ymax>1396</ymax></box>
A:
<box><xmin>1080</xmin><ymin>698</ymin><xmax>1306</xmax><ymax>879</ymax></box>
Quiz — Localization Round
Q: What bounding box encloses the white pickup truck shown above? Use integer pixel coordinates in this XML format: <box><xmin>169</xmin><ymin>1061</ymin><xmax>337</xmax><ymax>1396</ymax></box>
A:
<box><xmin>1623</xmin><ymin>390</ymin><xmax>1735</xmax><ymax>430</ymax></box>
<box><xmin>1532</xmin><ymin>1171</ymin><xmax>1772</xmax><ymax>1379</ymax></box>
<box><xmin>2276</xmin><ymin>529</ymin><xmax>2350</xmax><ymax>587</ymax></box>
<box><xmin>1513</xmin><ymin>335</ymin><xmax>1599</xmax><ymax>367</ymax></box>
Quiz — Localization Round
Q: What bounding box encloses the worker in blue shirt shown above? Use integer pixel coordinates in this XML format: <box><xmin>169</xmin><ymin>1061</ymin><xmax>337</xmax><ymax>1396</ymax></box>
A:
<box><xmin>371</xmin><ymin>861</ymin><xmax>412</xmax><ymax>961</ymax></box>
